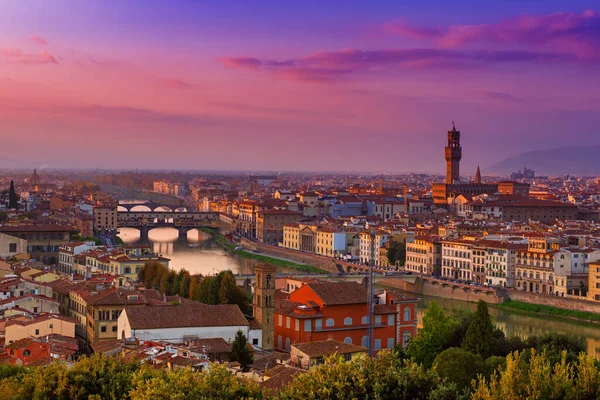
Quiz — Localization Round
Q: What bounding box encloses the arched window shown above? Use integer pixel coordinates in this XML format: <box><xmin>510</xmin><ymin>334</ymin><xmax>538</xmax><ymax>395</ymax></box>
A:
<box><xmin>344</xmin><ymin>337</ymin><xmax>352</xmax><ymax>344</ymax></box>
<box><xmin>361</xmin><ymin>316</ymin><xmax>368</xmax><ymax>324</ymax></box>
<box><xmin>326</xmin><ymin>318</ymin><xmax>335</xmax><ymax>327</ymax></box>
<box><xmin>344</xmin><ymin>317</ymin><xmax>352</xmax><ymax>326</ymax></box>
<box><xmin>23</xmin><ymin>349</ymin><xmax>31</xmax><ymax>357</ymax></box>
<box><xmin>285</xmin><ymin>338</ymin><xmax>291</xmax><ymax>352</ymax></box>
<box><xmin>361</xmin><ymin>336</ymin><xmax>368</xmax><ymax>348</ymax></box>
<box><xmin>402</xmin><ymin>331</ymin><xmax>411</xmax><ymax>348</ymax></box>
<box><xmin>277</xmin><ymin>335</ymin><xmax>282</xmax><ymax>350</ymax></box>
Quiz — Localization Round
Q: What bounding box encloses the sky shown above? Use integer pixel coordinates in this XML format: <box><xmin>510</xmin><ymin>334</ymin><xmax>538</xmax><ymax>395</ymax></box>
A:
<box><xmin>0</xmin><ymin>0</ymin><xmax>599</xmax><ymax>173</ymax></box>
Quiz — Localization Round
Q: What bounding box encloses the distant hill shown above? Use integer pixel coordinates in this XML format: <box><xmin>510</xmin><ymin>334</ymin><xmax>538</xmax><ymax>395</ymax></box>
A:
<box><xmin>489</xmin><ymin>146</ymin><xmax>600</xmax><ymax>176</ymax></box>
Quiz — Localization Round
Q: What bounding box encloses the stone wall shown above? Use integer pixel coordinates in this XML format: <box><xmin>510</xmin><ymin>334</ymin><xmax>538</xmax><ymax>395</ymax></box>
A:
<box><xmin>379</xmin><ymin>277</ymin><xmax>503</xmax><ymax>304</ymax></box>
<box><xmin>504</xmin><ymin>289</ymin><xmax>600</xmax><ymax>314</ymax></box>
<box><xmin>239</xmin><ymin>238</ymin><xmax>339</xmax><ymax>274</ymax></box>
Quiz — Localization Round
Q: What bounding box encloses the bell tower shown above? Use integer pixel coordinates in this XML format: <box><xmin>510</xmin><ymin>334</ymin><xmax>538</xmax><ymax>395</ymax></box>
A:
<box><xmin>254</xmin><ymin>263</ymin><xmax>276</xmax><ymax>351</ymax></box>
<box><xmin>445</xmin><ymin>122</ymin><xmax>462</xmax><ymax>184</ymax></box>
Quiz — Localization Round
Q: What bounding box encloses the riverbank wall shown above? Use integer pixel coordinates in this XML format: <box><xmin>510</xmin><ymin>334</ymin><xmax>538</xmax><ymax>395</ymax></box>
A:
<box><xmin>240</xmin><ymin>238</ymin><xmax>340</xmax><ymax>274</ymax></box>
<box><xmin>501</xmin><ymin>290</ymin><xmax>600</xmax><ymax>314</ymax></box>
<box><xmin>379</xmin><ymin>277</ymin><xmax>504</xmax><ymax>304</ymax></box>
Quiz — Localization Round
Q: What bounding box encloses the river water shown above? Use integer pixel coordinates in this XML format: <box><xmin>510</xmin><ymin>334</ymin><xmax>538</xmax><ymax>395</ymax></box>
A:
<box><xmin>118</xmin><ymin>227</ymin><xmax>600</xmax><ymax>357</ymax></box>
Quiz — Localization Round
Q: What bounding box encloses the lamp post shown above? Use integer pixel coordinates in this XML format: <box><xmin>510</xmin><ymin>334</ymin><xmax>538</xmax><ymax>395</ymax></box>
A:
<box><xmin>367</xmin><ymin>228</ymin><xmax>376</xmax><ymax>358</ymax></box>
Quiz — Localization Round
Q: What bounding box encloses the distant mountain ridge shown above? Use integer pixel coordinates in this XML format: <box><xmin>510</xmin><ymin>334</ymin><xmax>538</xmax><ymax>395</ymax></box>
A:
<box><xmin>489</xmin><ymin>146</ymin><xmax>600</xmax><ymax>176</ymax></box>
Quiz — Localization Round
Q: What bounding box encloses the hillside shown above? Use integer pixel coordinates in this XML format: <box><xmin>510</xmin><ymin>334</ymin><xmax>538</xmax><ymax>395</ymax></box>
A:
<box><xmin>489</xmin><ymin>146</ymin><xmax>600</xmax><ymax>176</ymax></box>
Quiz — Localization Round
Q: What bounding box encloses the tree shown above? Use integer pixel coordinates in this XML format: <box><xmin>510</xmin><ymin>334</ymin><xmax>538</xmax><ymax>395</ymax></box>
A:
<box><xmin>229</xmin><ymin>330</ymin><xmax>254</xmax><ymax>372</ymax></box>
<box><xmin>406</xmin><ymin>301</ymin><xmax>459</xmax><ymax>368</ymax></box>
<box><xmin>8</xmin><ymin>181</ymin><xmax>18</xmax><ymax>210</ymax></box>
<box><xmin>472</xmin><ymin>351</ymin><xmax>600</xmax><ymax>400</ymax></box>
<box><xmin>525</xmin><ymin>332</ymin><xmax>586</xmax><ymax>365</ymax></box>
<box><xmin>0</xmin><ymin>211</ymin><xmax>7</xmax><ymax>222</ymax></box>
<box><xmin>433</xmin><ymin>348</ymin><xmax>485</xmax><ymax>390</ymax></box>
<box><xmin>462</xmin><ymin>300</ymin><xmax>494</xmax><ymax>358</ymax></box>
<box><xmin>386</xmin><ymin>241</ymin><xmax>406</xmax><ymax>267</ymax></box>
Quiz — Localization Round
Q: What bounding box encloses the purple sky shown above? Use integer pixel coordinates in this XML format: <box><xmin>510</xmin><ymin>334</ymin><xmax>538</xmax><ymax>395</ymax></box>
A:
<box><xmin>0</xmin><ymin>0</ymin><xmax>599</xmax><ymax>173</ymax></box>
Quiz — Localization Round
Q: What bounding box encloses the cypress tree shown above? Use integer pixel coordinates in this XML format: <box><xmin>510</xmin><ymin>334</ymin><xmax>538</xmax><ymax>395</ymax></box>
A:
<box><xmin>461</xmin><ymin>300</ymin><xmax>494</xmax><ymax>358</ymax></box>
<box><xmin>8</xmin><ymin>180</ymin><xmax>18</xmax><ymax>210</ymax></box>
<box><xmin>230</xmin><ymin>330</ymin><xmax>253</xmax><ymax>372</ymax></box>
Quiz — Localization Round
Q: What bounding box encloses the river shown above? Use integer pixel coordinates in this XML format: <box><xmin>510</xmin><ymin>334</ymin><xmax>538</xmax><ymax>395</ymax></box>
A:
<box><xmin>118</xmin><ymin>227</ymin><xmax>600</xmax><ymax>357</ymax></box>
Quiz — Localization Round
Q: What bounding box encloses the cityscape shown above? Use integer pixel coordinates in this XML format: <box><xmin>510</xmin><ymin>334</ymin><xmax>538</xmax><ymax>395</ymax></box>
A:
<box><xmin>1</xmin><ymin>0</ymin><xmax>600</xmax><ymax>398</ymax></box>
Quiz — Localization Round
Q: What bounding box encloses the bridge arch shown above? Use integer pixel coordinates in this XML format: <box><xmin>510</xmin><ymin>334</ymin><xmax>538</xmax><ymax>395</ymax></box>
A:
<box><xmin>175</xmin><ymin>207</ymin><xmax>187</xmax><ymax>212</ymax></box>
<box><xmin>130</xmin><ymin>205</ymin><xmax>152</xmax><ymax>212</ymax></box>
<box><xmin>117</xmin><ymin>205</ymin><xmax>128</xmax><ymax>212</ymax></box>
<box><xmin>154</xmin><ymin>206</ymin><xmax>173</xmax><ymax>212</ymax></box>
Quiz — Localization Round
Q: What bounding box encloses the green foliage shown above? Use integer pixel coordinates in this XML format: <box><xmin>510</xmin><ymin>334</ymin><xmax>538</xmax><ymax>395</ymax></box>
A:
<box><xmin>500</xmin><ymin>300</ymin><xmax>600</xmax><ymax>323</ymax></box>
<box><xmin>0</xmin><ymin>211</ymin><xmax>8</xmax><ymax>222</ymax></box>
<box><xmin>138</xmin><ymin>263</ymin><xmax>251</xmax><ymax>313</ymax></box>
<box><xmin>129</xmin><ymin>363</ymin><xmax>265</xmax><ymax>400</ymax></box>
<box><xmin>484</xmin><ymin>356</ymin><xmax>506</xmax><ymax>376</ymax></box>
<box><xmin>279</xmin><ymin>351</ymin><xmax>464</xmax><ymax>400</ymax></box>
<box><xmin>472</xmin><ymin>350</ymin><xmax>600</xmax><ymax>400</ymax></box>
<box><xmin>525</xmin><ymin>332</ymin><xmax>586</xmax><ymax>365</ymax></box>
<box><xmin>387</xmin><ymin>240</ymin><xmax>406</xmax><ymax>267</ymax></box>
<box><xmin>461</xmin><ymin>301</ymin><xmax>495</xmax><ymax>358</ymax></box>
<box><xmin>70</xmin><ymin>234</ymin><xmax>103</xmax><ymax>245</ymax></box>
<box><xmin>230</xmin><ymin>330</ymin><xmax>254</xmax><ymax>372</ymax></box>
<box><xmin>0</xmin><ymin>354</ymin><xmax>140</xmax><ymax>400</ymax></box>
<box><xmin>406</xmin><ymin>301</ymin><xmax>459</xmax><ymax>368</ymax></box>
<box><xmin>433</xmin><ymin>348</ymin><xmax>485</xmax><ymax>391</ymax></box>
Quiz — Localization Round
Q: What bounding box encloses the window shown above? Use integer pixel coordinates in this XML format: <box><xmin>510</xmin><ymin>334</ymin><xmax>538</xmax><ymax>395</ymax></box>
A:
<box><xmin>361</xmin><ymin>316</ymin><xmax>368</xmax><ymax>324</ymax></box>
<box><xmin>304</xmin><ymin>320</ymin><xmax>311</xmax><ymax>332</ymax></box>
<box><xmin>101</xmin><ymin>326</ymin><xmax>107</xmax><ymax>333</ymax></box>
<box><xmin>9</xmin><ymin>243</ymin><xmax>17</xmax><ymax>253</ymax></box>
<box><xmin>252</xmin><ymin>338</ymin><xmax>259</xmax><ymax>345</ymax></box>
<box><xmin>387</xmin><ymin>338</ymin><xmax>394</xmax><ymax>349</ymax></box>
<box><xmin>286</xmin><ymin>317</ymin><xmax>290</xmax><ymax>329</ymax></box>
<box><xmin>402</xmin><ymin>331</ymin><xmax>411</xmax><ymax>348</ymax></box>
<box><xmin>278</xmin><ymin>335</ymin><xmax>282</xmax><ymax>349</ymax></box>
<box><xmin>387</xmin><ymin>314</ymin><xmax>394</xmax><ymax>326</ymax></box>
<box><xmin>278</xmin><ymin>315</ymin><xmax>282</xmax><ymax>326</ymax></box>
<box><xmin>112</xmin><ymin>326</ymin><xmax>117</xmax><ymax>332</ymax></box>
<box><xmin>35</xmin><ymin>329</ymin><xmax>40</xmax><ymax>335</ymax></box>
<box><xmin>23</xmin><ymin>349</ymin><xmax>31</xmax><ymax>357</ymax></box>
<box><xmin>344</xmin><ymin>317</ymin><xmax>352</xmax><ymax>326</ymax></box>
<box><xmin>361</xmin><ymin>336</ymin><xmax>368</xmax><ymax>348</ymax></box>
<box><xmin>404</xmin><ymin>308</ymin><xmax>411</xmax><ymax>322</ymax></box>
<box><xmin>49</xmin><ymin>324</ymin><xmax>53</xmax><ymax>329</ymax></box>
<box><xmin>375</xmin><ymin>339</ymin><xmax>381</xmax><ymax>350</ymax></box>
<box><xmin>326</xmin><ymin>318</ymin><xmax>334</xmax><ymax>327</ymax></box>
<box><xmin>344</xmin><ymin>337</ymin><xmax>352</xmax><ymax>344</ymax></box>
<box><xmin>124</xmin><ymin>267</ymin><xmax>131</xmax><ymax>274</ymax></box>
<box><xmin>344</xmin><ymin>353</ymin><xmax>352</xmax><ymax>361</ymax></box>
<box><xmin>375</xmin><ymin>315</ymin><xmax>381</xmax><ymax>326</ymax></box>
<box><xmin>315</xmin><ymin>319</ymin><xmax>322</xmax><ymax>330</ymax></box>
<box><xmin>295</xmin><ymin>319</ymin><xmax>299</xmax><ymax>331</ymax></box>
<box><xmin>285</xmin><ymin>338</ymin><xmax>291</xmax><ymax>352</ymax></box>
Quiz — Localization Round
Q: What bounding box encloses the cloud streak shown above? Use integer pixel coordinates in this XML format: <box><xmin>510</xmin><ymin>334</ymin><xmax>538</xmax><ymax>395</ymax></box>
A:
<box><xmin>221</xmin><ymin>47</ymin><xmax>583</xmax><ymax>83</ymax></box>
<box><xmin>1</xmin><ymin>49</ymin><xmax>58</xmax><ymax>65</ymax></box>
<box><xmin>29</xmin><ymin>35</ymin><xmax>49</xmax><ymax>46</ymax></box>
<box><xmin>384</xmin><ymin>10</ymin><xmax>600</xmax><ymax>57</ymax></box>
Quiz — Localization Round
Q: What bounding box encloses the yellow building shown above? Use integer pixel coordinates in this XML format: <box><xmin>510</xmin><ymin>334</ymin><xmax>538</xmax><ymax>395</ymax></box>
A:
<box><xmin>283</xmin><ymin>224</ymin><xmax>301</xmax><ymax>250</ymax></box>
<box><xmin>515</xmin><ymin>236</ymin><xmax>559</xmax><ymax>294</ymax></box>
<box><xmin>588</xmin><ymin>261</ymin><xmax>600</xmax><ymax>301</ymax></box>
<box><xmin>0</xmin><ymin>223</ymin><xmax>73</xmax><ymax>264</ymax></box>
<box><xmin>5</xmin><ymin>313</ymin><xmax>76</xmax><ymax>345</ymax></box>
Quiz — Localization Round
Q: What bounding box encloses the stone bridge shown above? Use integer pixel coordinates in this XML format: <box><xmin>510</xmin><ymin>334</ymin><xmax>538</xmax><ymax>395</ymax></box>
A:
<box><xmin>117</xmin><ymin>211</ymin><xmax>220</xmax><ymax>239</ymax></box>
<box><xmin>117</xmin><ymin>201</ymin><xmax>188</xmax><ymax>212</ymax></box>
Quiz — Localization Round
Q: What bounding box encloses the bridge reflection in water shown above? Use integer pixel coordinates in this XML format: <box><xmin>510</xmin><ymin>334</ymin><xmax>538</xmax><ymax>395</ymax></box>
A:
<box><xmin>414</xmin><ymin>294</ymin><xmax>600</xmax><ymax>359</ymax></box>
<box><xmin>117</xmin><ymin>227</ymin><xmax>291</xmax><ymax>277</ymax></box>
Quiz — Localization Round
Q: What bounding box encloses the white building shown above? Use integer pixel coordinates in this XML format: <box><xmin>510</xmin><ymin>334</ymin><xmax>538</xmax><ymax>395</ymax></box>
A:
<box><xmin>58</xmin><ymin>242</ymin><xmax>98</xmax><ymax>274</ymax></box>
<box><xmin>118</xmin><ymin>302</ymin><xmax>262</xmax><ymax>347</ymax></box>
<box><xmin>554</xmin><ymin>248</ymin><xmax>600</xmax><ymax>296</ymax></box>
<box><xmin>441</xmin><ymin>239</ymin><xmax>473</xmax><ymax>281</ymax></box>
<box><xmin>359</xmin><ymin>231</ymin><xmax>390</xmax><ymax>266</ymax></box>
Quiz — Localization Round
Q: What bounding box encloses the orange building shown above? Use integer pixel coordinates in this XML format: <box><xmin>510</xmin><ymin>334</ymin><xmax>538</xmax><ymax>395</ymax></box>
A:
<box><xmin>376</xmin><ymin>289</ymin><xmax>418</xmax><ymax>347</ymax></box>
<box><xmin>274</xmin><ymin>281</ymin><xmax>398</xmax><ymax>353</ymax></box>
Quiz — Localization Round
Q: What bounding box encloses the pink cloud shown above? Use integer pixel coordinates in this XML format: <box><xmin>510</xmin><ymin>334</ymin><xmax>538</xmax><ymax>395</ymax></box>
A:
<box><xmin>220</xmin><ymin>57</ymin><xmax>263</xmax><ymax>69</ymax></box>
<box><xmin>221</xmin><ymin>47</ymin><xmax>580</xmax><ymax>83</ymax></box>
<box><xmin>29</xmin><ymin>35</ymin><xmax>48</xmax><ymax>46</ymax></box>
<box><xmin>384</xmin><ymin>10</ymin><xmax>600</xmax><ymax>57</ymax></box>
<box><xmin>1</xmin><ymin>49</ymin><xmax>58</xmax><ymax>65</ymax></box>
<box><xmin>161</xmin><ymin>79</ymin><xmax>198</xmax><ymax>90</ymax></box>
